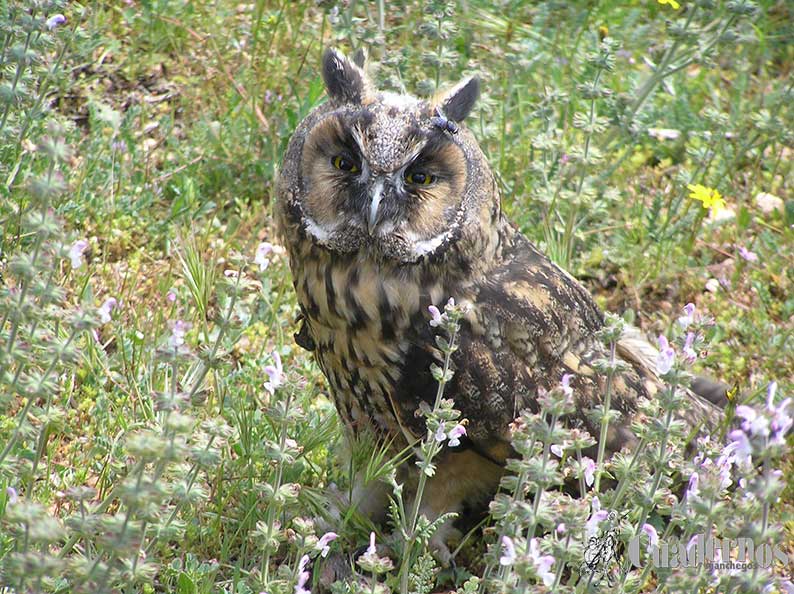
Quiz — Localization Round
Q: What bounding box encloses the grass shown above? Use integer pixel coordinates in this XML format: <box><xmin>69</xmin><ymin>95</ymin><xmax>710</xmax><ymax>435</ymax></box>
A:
<box><xmin>0</xmin><ymin>0</ymin><xmax>793</xmax><ymax>593</ymax></box>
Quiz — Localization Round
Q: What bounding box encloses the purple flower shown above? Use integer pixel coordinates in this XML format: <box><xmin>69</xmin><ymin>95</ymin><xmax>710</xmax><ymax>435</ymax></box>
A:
<box><xmin>561</xmin><ymin>373</ymin><xmax>574</xmax><ymax>397</ymax></box>
<box><xmin>428</xmin><ymin>304</ymin><xmax>445</xmax><ymax>327</ymax></box>
<box><xmin>581</xmin><ymin>456</ymin><xmax>595</xmax><ymax>487</ymax></box>
<box><xmin>728</xmin><ymin>429</ymin><xmax>753</xmax><ymax>467</ymax></box>
<box><xmin>447</xmin><ymin>424</ymin><xmax>466</xmax><ymax>447</ymax></box>
<box><xmin>586</xmin><ymin>498</ymin><xmax>608</xmax><ymax>537</ymax></box>
<box><xmin>677</xmin><ymin>302</ymin><xmax>696</xmax><ymax>327</ymax></box>
<box><xmin>98</xmin><ymin>297</ymin><xmax>117</xmax><ymax>324</ymax></box>
<box><xmin>738</xmin><ymin>246</ymin><xmax>758</xmax><ymax>263</ymax></box>
<box><xmin>6</xmin><ymin>487</ymin><xmax>18</xmax><ymax>504</ymax></box>
<box><xmin>656</xmin><ymin>335</ymin><xmax>675</xmax><ymax>374</ymax></box>
<box><xmin>68</xmin><ymin>239</ymin><xmax>89</xmax><ymax>269</ymax></box>
<box><xmin>499</xmin><ymin>535</ymin><xmax>516</xmax><ymax>566</ymax></box>
<box><xmin>682</xmin><ymin>332</ymin><xmax>697</xmax><ymax>364</ymax></box>
<box><xmin>766</xmin><ymin>381</ymin><xmax>792</xmax><ymax>445</ymax></box>
<box><xmin>528</xmin><ymin>538</ymin><xmax>555</xmax><ymax>587</ymax></box>
<box><xmin>295</xmin><ymin>554</ymin><xmax>311</xmax><ymax>594</ymax></box>
<box><xmin>166</xmin><ymin>290</ymin><xmax>177</xmax><ymax>303</ymax></box>
<box><xmin>318</xmin><ymin>531</ymin><xmax>338</xmax><ymax>558</ymax></box>
<box><xmin>641</xmin><ymin>524</ymin><xmax>659</xmax><ymax>551</ymax></box>
<box><xmin>46</xmin><ymin>14</ymin><xmax>66</xmax><ymax>30</ymax></box>
<box><xmin>434</xmin><ymin>422</ymin><xmax>447</xmax><ymax>442</ymax></box>
<box><xmin>550</xmin><ymin>444</ymin><xmax>564</xmax><ymax>457</ymax></box>
<box><xmin>556</xmin><ymin>523</ymin><xmax>566</xmax><ymax>535</ymax></box>
<box><xmin>736</xmin><ymin>405</ymin><xmax>770</xmax><ymax>437</ymax></box>
<box><xmin>255</xmin><ymin>242</ymin><xmax>274</xmax><ymax>271</ymax></box>
<box><xmin>168</xmin><ymin>320</ymin><xmax>191</xmax><ymax>348</ymax></box>
<box><xmin>264</xmin><ymin>351</ymin><xmax>284</xmax><ymax>394</ymax></box>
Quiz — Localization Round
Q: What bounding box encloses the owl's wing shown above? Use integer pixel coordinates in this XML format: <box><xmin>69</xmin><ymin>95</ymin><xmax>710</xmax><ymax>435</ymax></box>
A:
<box><xmin>436</xmin><ymin>236</ymin><xmax>722</xmax><ymax>466</ymax></box>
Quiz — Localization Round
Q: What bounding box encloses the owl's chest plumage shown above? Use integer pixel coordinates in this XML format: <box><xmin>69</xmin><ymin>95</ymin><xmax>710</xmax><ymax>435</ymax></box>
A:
<box><xmin>289</xmin><ymin>241</ymin><xmax>453</xmax><ymax>440</ymax></box>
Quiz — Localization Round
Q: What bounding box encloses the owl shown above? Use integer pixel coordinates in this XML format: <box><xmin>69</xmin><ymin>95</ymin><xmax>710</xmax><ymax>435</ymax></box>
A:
<box><xmin>275</xmin><ymin>48</ymin><xmax>725</xmax><ymax>561</ymax></box>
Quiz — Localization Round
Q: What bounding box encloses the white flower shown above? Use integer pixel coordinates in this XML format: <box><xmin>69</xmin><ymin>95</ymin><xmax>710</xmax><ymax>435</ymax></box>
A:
<box><xmin>98</xmin><ymin>297</ymin><xmax>117</xmax><ymax>323</ymax></box>
<box><xmin>366</xmin><ymin>531</ymin><xmax>377</xmax><ymax>556</ymax></box>
<box><xmin>656</xmin><ymin>335</ymin><xmax>675</xmax><ymax>375</ymax></box>
<box><xmin>264</xmin><ymin>351</ymin><xmax>284</xmax><ymax>394</ymax></box>
<box><xmin>528</xmin><ymin>538</ymin><xmax>555</xmax><ymax>587</ymax></box>
<box><xmin>677</xmin><ymin>302</ymin><xmax>696</xmax><ymax>327</ymax></box>
<box><xmin>168</xmin><ymin>320</ymin><xmax>191</xmax><ymax>348</ymax></box>
<box><xmin>581</xmin><ymin>456</ymin><xmax>596</xmax><ymax>487</ymax></box>
<box><xmin>447</xmin><ymin>424</ymin><xmax>466</xmax><ymax>447</ymax></box>
<box><xmin>641</xmin><ymin>524</ymin><xmax>659</xmax><ymax>551</ymax></box>
<box><xmin>68</xmin><ymin>239</ymin><xmax>89</xmax><ymax>269</ymax></box>
<box><xmin>317</xmin><ymin>532</ymin><xmax>338</xmax><ymax>558</ymax></box>
<box><xmin>434</xmin><ymin>422</ymin><xmax>447</xmax><ymax>443</ymax></box>
<box><xmin>561</xmin><ymin>373</ymin><xmax>574</xmax><ymax>397</ymax></box>
<box><xmin>499</xmin><ymin>535</ymin><xmax>516</xmax><ymax>566</ymax></box>
<box><xmin>682</xmin><ymin>332</ymin><xmax>697</xmax><ymax>363</ymax></box>
<box><xmin>735</xmin><ymin>405</ymin><xmax>770</xmax><ymax>437</ymax></box>
<box><xmin>754</xmin><ymin>191</ymin><xmax>783</xmax><ymax>215</ymax></box>
<box><xmin>728</xmin><ymin>430</ymin><xmax>753</xmax><ymax>468</ymax></box>
<box><xmin>586</xmin><ymin>497</ymin><xmax>608</xmax><ymax>537</ymax></box>
<box><xmin>550</xmin><ymin>444</ymin><xmax>564</xmax><ymax>457</ymax></box>
<box><xmin>705</xmin><ymin>278</ymin><xmax>721</xmax><ymax>293</ymax></box>
<box><xmin>767</xmin><ymin>381</ymin><xmax>793</xmax><ymax>445</ymax></box>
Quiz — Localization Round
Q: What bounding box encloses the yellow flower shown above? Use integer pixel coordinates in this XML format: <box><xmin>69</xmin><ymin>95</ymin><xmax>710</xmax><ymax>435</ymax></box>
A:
<box><xmin>687</xmin><ymin>183</ymin><xmax>726</xmax><ymax>214</ymax></box>
<box><xmin>658</xmin><ymin>0</ymin><xmax>681</xmax><ymax>9</ymax></box>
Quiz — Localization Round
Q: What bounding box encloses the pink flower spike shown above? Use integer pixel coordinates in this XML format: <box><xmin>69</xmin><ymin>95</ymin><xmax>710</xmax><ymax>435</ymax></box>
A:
<box><xmin>434</xmin><ymin>422</ymin><xmax>447</xmax><ymax>443</ymax></box>
<box><xmin>499</xmin><ymin>535</ymin><xmax>516</xmax><ymax>566</ymax></box>
<box><xmin>255</xmin><ymin>242</ymin><xmax>274</xmax><ymax>271</ymax></box>
<box><xmin>683</xmin><ymin>332</ymin><xmax>697</xmax><ymax>363</ymax></box>
<box><xmin>295</xmin><ymin>554</ymin><xmax>311</xmax><ymax>594</ymax></box>
<box><xmin>318</xmin><ymin>532</ymin><xmax>338</xmax><ymax>558</ymax></box>
<box><xmin>641</xmin><ymin>524</ymin><xmax>659</xmax><ymax>551</ymax></box>
<box><xmin>728</xmin><ymin>430</ymin><xmax>753</xmax><ymax>467</ymax></box>
<box><xmin>168</xmin><ymin>320</ymin><xmax>192</xmax><ymax>348</ymax></box>
<box><xmin>561</xmin><ymin>373</ymin><xmax>574</xmax><ymax>397</ymax></box>
<box><xmin>68</xmin><ymin>239</ymin><xmax>89</xmax><ymax>269</ymax></box>
<box><xmin>264</xmin><ymin>351</ymin><xmax>284</xmax><ymax>394</ymax></box>
<box><xmin>677</xmin><ymin>302</ymin><xmax>696</xmax><ymax>327</ymax></box>
<box><xmin>686</xmin><ymin>472</ymin><xmax>699</xmax><ymax>498</ymax></box>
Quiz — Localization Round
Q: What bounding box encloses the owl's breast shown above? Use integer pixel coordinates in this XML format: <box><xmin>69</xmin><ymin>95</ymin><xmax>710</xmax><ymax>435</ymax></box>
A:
<box><xmin>291</xmin><ymin>246</ymin><xmax>450</xmax><ymax>440</ymax></box>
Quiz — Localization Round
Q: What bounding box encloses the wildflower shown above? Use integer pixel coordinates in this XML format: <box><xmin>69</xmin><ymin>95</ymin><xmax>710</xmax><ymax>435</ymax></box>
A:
<box><xmin>318</xmin><ymin>532</ymin><xmax>338</xmax><ymax>558</ymax></box>
<box><xmin>657</xmin><ymin>0</ymin><xmax>680</xmax><ymax>9</ymax></box>
<box><xmin>295</xmin><ymin>554</ymin><xmax>311</xmax><ymax>594</ymax></box>
<box><xmin>561</xmin><ymin>373</ymin><xmax>574</xmax><ymax>397</ymax></box>
<box><xmin>687</xmin><ymin>183</ymin><xmax>726</xmax><ymax>215</ymax></box>
<box><xmin>736</xmin><ymin>404</ymin><xmax>770</xmax><ymax>437</ymax></box>
<box><xmin>586</xmin><ymin>497</ymin><xmax>609</xmax><ymax>537</ymax></box>
<box><xmin>434</xmin><ymin>422</ymin><xmax>447</xmax><ymax>442</ymax></box>
<box><xmin>767</xmin><ymin>381</ymin><xmax>793</xmax><ymax>446</ymax></box>
<box><xmin>551</xmin><ymin>444</ymin><xmax>564</xmax><ymax>457</ymax></box>
<box><xmin>705</xmin><ymin>278</ymin><xmax>721</xmax><ymax>293</ymax></box>
<box><xmin>46</xmin><ymin>14</ymin><xmax>66</xmax><ymax>30</ymax></box>
<box><xmin>168</xmin><ymin>320</ymin><xmax>191</xmax><ymax>348</ymax></box>
<box><xmin>264</xmin><ymin>351</ymin><xmax>284</xmax><ymax>394</ymax></box>
<box><xmin>682</xmin><ymin>332</ymin><xmax>697</xmax><ymax>363</ymax></box>
<box><xmin>727</xmin><ymin>430</ymin><xmax>753</xmax><ymax>468</ymax></box>
<box><xmin>428</xmin><ymin>304</ymin><xmax>446</xmax><ymax>327</ymax></box>
<box><xmin>528</xmin><ymin>538</ymin><xmax>555</xmax><ymax>587</ymax></box>
<box><xmin>677</xmin><ymin>302</ymin><xmax>696</xmax><ymax>327</ymax></box>
<box><xmin>6</xmin><ymin>487</ymin><xmax>18</xmax><ymax>504</ymax></box>
<box><xmin>556</xmin><ymin>523</ymin><xmax>566</xmax><ymax>535</ymax></box>
<box><xmin>499</xmin><ymin>535</ymin><xmax>516</xmax><ymax>566</ymax></box>
<box><xmin>656</xmin><ymin>335</ymin><xmax>675</xmax><ymax>374</ymax></box>
<box><xmin>98</xmin><ymin>297</ymin><xmax>117</xmax><ymax>323</ymax></box>
<box><xmin>447</xmin><ymin>424</ymin><xmax>466</xmax><ymax>447</ymax></box>
<box><xmin>641</xmin><ymin>524</ymin><xmax>659</xmax><ymax>551</ymax></box>
<box><xmin>166</xmin><ymin>290</ymin><xmax>177</xmax><ymax>303</ymax></box>
<box><xmin>581</xmin><ymin>456</ymin><xmax>596</xmax><ymax>487</ymax></box>
<box><xmin>738</xmin><ymin>246</ymin><xmax>758</xmax><ymax>262</ymax></box>
<box><xmin>265</xmin><ymin>90</ymin><xmax>274</xmax><ymax>103</ymax></box>
<box><xmin>68</xmin><ymin>239</ymin><xmax>89</xmax><ymax>269</ymax></box>
<box><xmin>366</xmin><ymin>531</ymin><xmax>377</xmax><ymax>556</ymax></box>
<box><xmin>755</xmin><ymin>192</ymin><xmax>784</xmax><ymax>215</ymax></box>
<box><xmin>255</xmin><ymin>242</ymin><xmax>277</xmax><ymax>271</ymax></box>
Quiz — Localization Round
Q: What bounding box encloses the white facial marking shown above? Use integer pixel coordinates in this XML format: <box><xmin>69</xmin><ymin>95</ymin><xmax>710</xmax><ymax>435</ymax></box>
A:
<box><xmin>407</xmin><ymin>229</ymin><xmax>450</xmax><ymax>257</ymax></box>
<box><xmin>304</xmin><ymin>216</ymin><xmax>336</xmax><ymax>243</ymax></box>
<box><xmin>368</xmin><ymin>179</ymin><xmax>384</xmax><ymax>235</ymax></box>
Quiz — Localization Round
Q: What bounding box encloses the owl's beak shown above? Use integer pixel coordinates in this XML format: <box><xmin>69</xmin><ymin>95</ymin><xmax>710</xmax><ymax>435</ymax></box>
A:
<box><xmin>366</xmin><ymin>179</ymin><xmax>385</xmax><ymax>235</ymax></box>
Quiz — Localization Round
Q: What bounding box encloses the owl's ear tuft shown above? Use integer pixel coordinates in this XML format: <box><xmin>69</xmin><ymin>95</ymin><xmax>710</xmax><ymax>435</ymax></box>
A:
<box><xmin>322</xmin><ymin>48</ymin><xmax>368</xmax><ymax>105</ymax></box>
<box><xmin>435</xmin><ymin>76</ymin><xmax>480</xmax><ymax>122</ymax></box>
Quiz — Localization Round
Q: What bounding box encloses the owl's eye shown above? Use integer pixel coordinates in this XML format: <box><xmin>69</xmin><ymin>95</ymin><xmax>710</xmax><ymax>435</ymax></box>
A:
<box><xmin>332</xmin><ymin>155</ymin><xmax>359</xmax><ymax>173</ymax></box>
<box><xmin>405</xmin><ymin>171</ymin><xmax>436</xmax><ymax>186</ymax></box>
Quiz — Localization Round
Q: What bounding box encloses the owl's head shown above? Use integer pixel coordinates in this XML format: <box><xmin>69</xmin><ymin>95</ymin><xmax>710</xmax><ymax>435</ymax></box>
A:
<box><xmin>278</xmin><ymin>48</ymin><xmax>499</xmax><ymax>264</ymax></box>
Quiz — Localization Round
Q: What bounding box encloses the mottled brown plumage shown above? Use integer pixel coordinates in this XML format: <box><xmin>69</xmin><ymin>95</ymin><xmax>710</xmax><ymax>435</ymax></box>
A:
<box><xmin>275</xmin><ymin>48</ymin><xmax>722</xmax><ymax>559</ymax></box>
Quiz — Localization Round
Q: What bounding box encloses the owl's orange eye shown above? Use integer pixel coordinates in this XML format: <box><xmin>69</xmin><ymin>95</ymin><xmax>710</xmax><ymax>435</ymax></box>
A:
<box><xmin>332</xmin><ymin>155</ymin><xmax>359</xmax><ymax>173</ymax></box>
<box><xmin>405</xmin><ymin>171</ymin><xmax>436</xmax><ymax>185</ymax></box>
